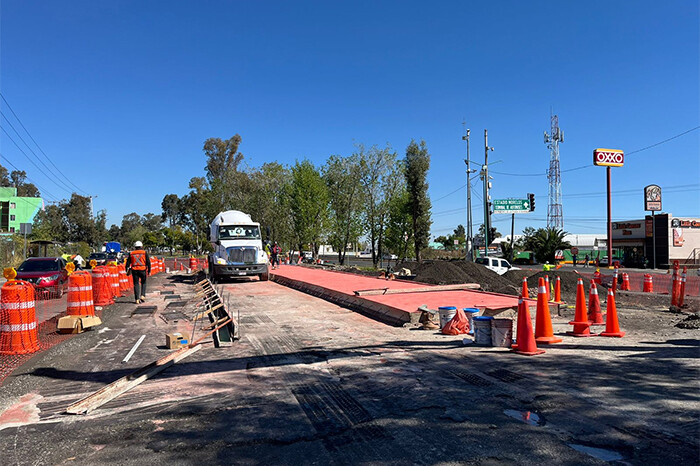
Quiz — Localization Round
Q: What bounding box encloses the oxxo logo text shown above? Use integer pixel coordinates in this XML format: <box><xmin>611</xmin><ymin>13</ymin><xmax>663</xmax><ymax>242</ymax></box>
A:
<box><xmin>593</xmin><ymin>148</ymin><xmax>624</xmax><ymax>167</ymax></box>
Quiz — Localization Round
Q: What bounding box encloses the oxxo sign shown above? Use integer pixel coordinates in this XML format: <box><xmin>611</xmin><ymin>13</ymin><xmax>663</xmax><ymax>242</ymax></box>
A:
<box><xmin>593</xmin><ymin>148</ymin><xmax>624</xmax><ymax>167</ymax></box>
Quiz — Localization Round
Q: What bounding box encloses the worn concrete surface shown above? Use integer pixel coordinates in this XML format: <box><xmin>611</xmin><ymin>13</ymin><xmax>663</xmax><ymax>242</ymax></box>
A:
<box><xmin>0</xmin><ymin>273</ymin><xmax>697</xmax><ymax>465</ymax></box>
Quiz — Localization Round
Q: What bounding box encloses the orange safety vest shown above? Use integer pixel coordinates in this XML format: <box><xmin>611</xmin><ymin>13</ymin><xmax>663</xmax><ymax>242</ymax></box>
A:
<box><xmin>130</xmin><ymin>250</ymin><xmax>147</xmax><ymax>271</ymax></box>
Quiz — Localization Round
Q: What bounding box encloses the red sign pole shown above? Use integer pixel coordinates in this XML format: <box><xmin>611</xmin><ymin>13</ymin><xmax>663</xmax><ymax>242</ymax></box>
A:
<box><xmin>607</xmin><ymin>166</ymin><xmax>612</xmax><ymax>268</ymax></box>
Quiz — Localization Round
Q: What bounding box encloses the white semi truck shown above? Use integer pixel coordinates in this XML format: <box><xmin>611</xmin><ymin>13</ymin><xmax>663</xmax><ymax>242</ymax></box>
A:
<box><xmin>208</xmin><ymin>210</ymin><xmax>269</xmax><ymax>282</ymax></box>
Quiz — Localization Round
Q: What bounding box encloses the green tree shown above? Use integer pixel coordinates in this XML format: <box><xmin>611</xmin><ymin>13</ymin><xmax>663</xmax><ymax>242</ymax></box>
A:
<box><xmin>161</xmin><ymin>194</ymin><xmax>180</xmax><ymax>228</ymax></box>
<box><xmin>404</xmin><ymin>140</ymin><xmax>432</xmax><ymax>263</ymax></box>
<box><xmin>10</xmin><ymin>170</ymin><xmax>40</xmax><ymax>197</ymax></box>
<box><xmin>529</xmin><ymin>227</ymin><xmax>571</xmax><ymax>264</ymax></box>
<box><xmin>203</xmin><ymin>134</ymin><xmax>246</xmax><ymax>211</ymax></box>
<box><xmin>384</xmin><ymin>189</ymin><xmax>413</xmax><ymax>261</ymax></box>
<box><xmin>288</xmin><ymin>159</ymin><xmax>328</xmax><ymax>258</ymax></box>
<box><xmin>359</xmin><ymin>144</ymin><xmax>403</xmax><ymax>267</ymax></box>
<box><xmin>32</xmin><ymin>204</ymin><xmax>66</xmax><ymax>242</ymax></box>
<box><xmin>63</xmin><ymin>194</ymin><xmax>97</xmax><ymax>244</ymax></box>
<box><xmin>179</xmin><ymin>177</ymin><xmax>217</xmax><ymax>252</ymax></box>
<box><xmin>323</xmin><ymin>153</ymin><xmax>364</xmax><ymax>265</ymax></box>
<box><xmin>248</xmin><ymin>162</ymin><xmax>293</xmax><ymax>247</ymax></box>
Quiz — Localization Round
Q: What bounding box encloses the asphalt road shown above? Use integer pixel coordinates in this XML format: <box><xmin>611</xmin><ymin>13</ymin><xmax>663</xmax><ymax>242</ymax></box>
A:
<box><xmin>0</xmin><ymin>271</ymin><xmax>697</xmax><ymax>465</ymax></box>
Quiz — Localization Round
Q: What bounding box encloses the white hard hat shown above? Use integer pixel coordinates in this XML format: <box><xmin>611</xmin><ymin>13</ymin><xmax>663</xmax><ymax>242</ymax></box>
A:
<box><xmin>134</xmin><ymin>241</ymin><xmax>143</xmax><ymax>248</ymax></box>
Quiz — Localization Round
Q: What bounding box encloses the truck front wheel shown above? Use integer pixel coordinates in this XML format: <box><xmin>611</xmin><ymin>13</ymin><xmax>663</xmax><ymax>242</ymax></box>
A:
<box><xmin>260</xmin><ymin>271</ymin><xmax>269</xmax><ymax>281</ymax></box>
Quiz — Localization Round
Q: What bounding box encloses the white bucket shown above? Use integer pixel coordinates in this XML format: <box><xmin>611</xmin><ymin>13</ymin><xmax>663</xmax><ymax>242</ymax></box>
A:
<box><xmin>473</xmin><ymin>316</ymin><xmax>493</xmax><ymax>345</ymax></box>
<box><xmin>438</xmin><ymin>306</ymin><xmax>457</xmax><ymax>329</ymax></box>
<box><xmin>491</xmin><ymin>318</ymin><xmax>513</xmax><ymax>348</ymax></box>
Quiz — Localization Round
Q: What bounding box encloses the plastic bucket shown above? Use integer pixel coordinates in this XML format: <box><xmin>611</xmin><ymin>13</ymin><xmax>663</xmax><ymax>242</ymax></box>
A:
<box><xmin>463</xmin><ymin>308</ymin><xmax>480</xmax><ymax>335</ymax></box>
<box><xmin>473</xmin><ymin>316</ymin><xmax>493</xmax><ymax>345</ymax></box>
<box><xmin>438</xmin><ymin>306</ymin><xmax>457</xmax><ymax>329</ymax></box>
<box><xmin>491</xmin><ymin>318</ymin><xmax>513</xmax><ymax>348</ymax></box>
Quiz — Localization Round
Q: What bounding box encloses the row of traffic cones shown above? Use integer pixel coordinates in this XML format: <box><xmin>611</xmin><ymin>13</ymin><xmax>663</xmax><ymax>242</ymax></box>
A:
<box><xmin>513</xmin><ymin>277</ymin><xmax>625</xmax><ymax>356</ymax></box>
<box><xmin>521</xmin><ymin>276</ymin><xmax>563</xmax><ymax>304</ymax></box>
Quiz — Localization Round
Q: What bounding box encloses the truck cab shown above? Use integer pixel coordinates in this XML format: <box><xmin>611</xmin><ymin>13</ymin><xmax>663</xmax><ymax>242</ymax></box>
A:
<box><xmin>208</xmin><ymin>210</ymin><xmax>269</xmax><ymax>282</ymax></box>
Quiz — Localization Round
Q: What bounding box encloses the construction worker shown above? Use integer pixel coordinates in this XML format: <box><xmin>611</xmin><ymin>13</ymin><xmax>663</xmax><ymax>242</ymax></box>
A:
<box><xmin>126</xmin><ymin>240</ymin><xmax>151</xmax><ymax>304</ymax></box>
<box><xmin>271</xmin><ymin>241</ymin><xmax>282</xmax><ymax>269</ymax></box>
<box><xmin>543</xmin><ymin>261</ymin><xmax>553</xmax><ymax>272</ymax></box>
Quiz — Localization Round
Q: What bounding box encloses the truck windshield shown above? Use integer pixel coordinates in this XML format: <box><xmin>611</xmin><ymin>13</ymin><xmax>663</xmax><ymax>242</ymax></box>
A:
<box><xmin>219</xmin><ymin>225</ymin><xmax>261</xmax><ymax>240</ymax></box>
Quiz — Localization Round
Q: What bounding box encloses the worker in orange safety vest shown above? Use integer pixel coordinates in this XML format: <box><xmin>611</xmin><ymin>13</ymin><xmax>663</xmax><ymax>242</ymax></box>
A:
<box><xmin>126</xmin><ymin>240</ymin><xmax>151</xmax><ymax>304</ymax></box>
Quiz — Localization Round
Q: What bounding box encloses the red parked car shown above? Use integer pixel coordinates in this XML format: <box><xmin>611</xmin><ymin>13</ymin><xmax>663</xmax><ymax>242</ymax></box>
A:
<box><xmin>15</xmin><ymin>257</ymin><xmax>69</xmax><ymax>298</ymax></box>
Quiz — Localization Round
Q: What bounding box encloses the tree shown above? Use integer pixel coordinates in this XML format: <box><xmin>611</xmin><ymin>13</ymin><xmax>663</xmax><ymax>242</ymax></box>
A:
<box><xmin>288</xmin><ymin>159</ymin><xmax>328</xmax><ymax>258</ymax></box>
<box><xmin>247</xmin><ymin>162</ymin><xmax>293</xmax><ymax>248</ymax></box>
<box><xmin>359</xmin><ymin>144</ymin><xmax>403</xmax><ymax>267</ymax></box>
<box><xmin>384</xmin><ymin>189</ymin><xmax>413</xmax><ymax>261</ymax></box>
<box><xmin>179</xmin><ymin>177</ymin><xmax>216</xmax><ymax>252</ymax></box>
<box><xmin>529</xmin><ymin>227</ymin><xmax>571</xmax><ymax>264</ymax></box>
<box><xmin>323</xmin><ymin>153</ymin><xmax>364</xmax><ymax>265</ymax></box>
<box><xmin>8</xmin><ymin>169</ymin><xmax>40</xmax><ymax>197</ymax></box>
<box><xmin>32</xmin><ymin>204</ymin><xmax>66</xmax><ymax>242</ymax></box>
<box><xmin>142</xmin><ymin>213</ymin><xmax>163</xmax><ymax>232</ymax></box>
<box><xmin>203</xmin><ymin>135</ymin><xmax>246</xmax><ymax>212</ymax></box>
<box><xmin>161</xmin><ymin>194</ymin><xmax>180</xmax><ymax>228</ymax></box>
<box><xmin>404</xmin><ymin>140</ymin><xmax>432</xmax><ymax>263</ymax></box>
<box><xmin>63</xmin><ymin>194</ymin><xmax>98</xmax><ymax>244</ymax></box>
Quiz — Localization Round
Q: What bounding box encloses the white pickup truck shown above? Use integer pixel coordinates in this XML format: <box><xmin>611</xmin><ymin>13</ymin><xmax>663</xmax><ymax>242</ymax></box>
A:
<box><xmin>475</xmin><ymin>257</ymin><xmax>520</xmax><ymax>275</ymax></box>
<box><xmin>207</xmin><ymin>210</ymin><xmax>269</xmax><ymax>282</ymax></box>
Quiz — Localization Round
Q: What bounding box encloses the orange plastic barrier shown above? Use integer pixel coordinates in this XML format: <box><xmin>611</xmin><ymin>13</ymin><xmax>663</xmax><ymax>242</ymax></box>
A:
<box><xmin>92</xmin><ymin>266</ymin><xmax>114</xmax><ymax>306</ymax></box>
<box><xmin>621</xmin><ymin>273</ymin><xmax>630</xmax><ymax>291</ymax></box>
<box><xmin>189</xmin><ymin>257</ymin><xmax>198</xmax><ymax>271</ymax></box>
<box><xmin>643</xmin><ymin>274</ymin><xmax>653</xmax><ymax>293</ymax></box>
<box><xmin>67</xmin><ymin>271</ymin><xmax>95</xmax><ymax>317</ymax></box>
<box><xmin>118</xmin><ymin>265</ymin><xmax>130</xmax><ymax>293</ymax></box>
<box><xmin>108</xmin><ymin>265</ymin><xmax>121</xmax><ymax>298</ymax></box>
<box><xmin>0</xmin><ymin>280</ymin><xmax>39</xmax><ymax>354</ymax></box>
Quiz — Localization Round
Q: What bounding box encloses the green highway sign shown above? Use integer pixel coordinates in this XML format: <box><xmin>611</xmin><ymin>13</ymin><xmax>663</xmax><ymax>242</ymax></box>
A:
<box><xmin>493</xmin><ymin>198</ymin><xmax>530</xmax><ymax>214</ymax></box>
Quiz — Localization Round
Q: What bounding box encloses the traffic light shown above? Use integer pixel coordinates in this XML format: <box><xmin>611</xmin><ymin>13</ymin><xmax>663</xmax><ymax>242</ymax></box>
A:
<box><xmin>528</xmin><ymin>193</ymin><xmax>535</xmax><ymax>212</ymax></box>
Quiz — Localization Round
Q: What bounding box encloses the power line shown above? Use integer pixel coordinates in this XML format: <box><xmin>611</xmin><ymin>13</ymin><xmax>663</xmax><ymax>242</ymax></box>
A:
<box><xmin>0</xmin><ymin>127</ymin><xmax>68</xmax><ymax>198</ymax></box>
<box><xmin>491</xmin><ymin>125</ymin><xmax>700</xmax><ymax>177</ymax></box>
<box><xmin>0</xmin><ymin>93</ymin><xmax>89</xmax><ymax>195</ymax></box>
<box><xmin>0</xmin><ymin>112</ymin><xmax>75</xmax><ymax>195</ymax></box>
<box><xmin>0</xmin><ymin>151</ymin><xmax>59</xmax><ymax>201</ymax></box>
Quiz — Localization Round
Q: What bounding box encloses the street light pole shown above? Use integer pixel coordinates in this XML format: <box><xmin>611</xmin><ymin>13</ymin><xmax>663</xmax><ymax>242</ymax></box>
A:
<box><xmin>482</xmin><ymin>130</ymin><xmax>493</xmax><ymax>257</ymax></box>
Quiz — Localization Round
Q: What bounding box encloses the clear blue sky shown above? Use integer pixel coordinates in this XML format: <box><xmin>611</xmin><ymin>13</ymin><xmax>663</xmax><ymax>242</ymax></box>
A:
<box><xmin>1</xmin><ymin>0</ymin><xmax>698</xmax><ymax>237</ymax></box>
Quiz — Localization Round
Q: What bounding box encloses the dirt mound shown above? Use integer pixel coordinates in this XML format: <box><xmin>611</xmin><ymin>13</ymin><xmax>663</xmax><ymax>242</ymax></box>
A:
<box><xmin>526</xmin><ymin>270</ymin><xmax>583</xmax><ymax>297</ymax></box>
<box><xmin>675</xmin><ymin>313</ymin><xmax>700</xmax><ymax>329</ymax></box>
<box><xmin>399</xmin><ymin>260</ymin><xmax>519</xmax><ymax>295</ymax></box>
<box><xmin>502</xmin><ymin>269</ymin><xmax>534</xmax><ymax>286</ymax></box>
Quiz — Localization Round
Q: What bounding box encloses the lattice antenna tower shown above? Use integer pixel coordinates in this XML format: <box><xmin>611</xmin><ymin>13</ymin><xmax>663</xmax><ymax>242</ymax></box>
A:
<box><xmin>544</xmin><ymin>114</ymin><xmax>564</xmax><ymax>229</ymax></box>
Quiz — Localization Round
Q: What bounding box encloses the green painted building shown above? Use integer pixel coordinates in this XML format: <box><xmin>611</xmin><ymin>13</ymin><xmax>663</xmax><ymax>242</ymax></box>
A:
<box><xmin>0</xmin><ymin>187</ymin><xmax>43</xmax><ymax>235</ymax></box>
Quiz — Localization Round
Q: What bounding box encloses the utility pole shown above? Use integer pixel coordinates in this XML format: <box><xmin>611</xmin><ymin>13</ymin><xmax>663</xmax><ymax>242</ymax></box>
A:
<box><xmin>481</xmin><ymin>130</ymin><xmax>494</xmax><ymax>257</ymax></box>
<box><xmin>89</xmin><ymin>195</ymin><xmax>97</xmax><ymax>218</ymax></box>
<box><xmin>462</xmin><ymin>125</ymin><xmax>474</xmax><ymax>261</ymax></box>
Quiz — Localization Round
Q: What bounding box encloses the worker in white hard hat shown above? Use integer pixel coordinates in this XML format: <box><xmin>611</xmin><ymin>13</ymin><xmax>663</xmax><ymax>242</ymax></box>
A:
<box><xmin>125</xmin><ymin>240</ymin><xmax>151</xmax><ymax>304</ymax></box>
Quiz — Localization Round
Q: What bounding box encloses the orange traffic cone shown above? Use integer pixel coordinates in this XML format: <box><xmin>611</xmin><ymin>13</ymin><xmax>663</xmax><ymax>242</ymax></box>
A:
<box><xmin>671</xmin><ymin>271</ymin><xmax>680</xmax><ymax>306</ymax></box>
<box><xmin>587</xmin><ymin>280</ymin><xmax>605</xmax><ymax>326</ymax></box>
<box><xmin>512</xmin><ymin>296</ymin><xmax>545</xmax><ymax>356</ymax></box>
<box><xmin>521</xmin><ymin>277</ymin><xmax>529</xmax><ymax>299</ymax></box>
<box><xmin>544</xmin><ymin>275</ymin><xmax>551</xmax><ymax>302</ymax></box>
<box><xmin>553</xmin><ymin>276</ymin><xmax>562</xmax><ymax>303</ymax></box>
<box><xmin>600</xmin><ymin>288</ymin><xmax>625</xmax><ymax>337</ymax></box>
<box><xmin>568</xmin><ymin>278</ymin><xmax>596</xmax><ymax>337</ymax></box>
<box><xmin>611</xmin><ymin>266</ymin><xmax>618</xmax><ymax>293</ymax></box>
<box><xmin>535</xmin><ymin>278</ymin><xmax>562</xmax><ymax>344</ymax></box>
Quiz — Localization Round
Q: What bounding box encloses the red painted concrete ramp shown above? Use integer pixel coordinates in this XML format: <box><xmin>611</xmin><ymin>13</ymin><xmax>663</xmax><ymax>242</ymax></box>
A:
<box><xmin>271</xmin><ymin>265</ymin><xmax>530</xmax><ymax>326</ymax></box>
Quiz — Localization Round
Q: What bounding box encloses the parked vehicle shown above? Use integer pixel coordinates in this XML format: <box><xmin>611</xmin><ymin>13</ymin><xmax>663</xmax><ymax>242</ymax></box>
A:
<box><xmin>15</xmin><ymin>257</ymin><xmax>69</xmax><ymax>297</ymax></box>
<box><xmin>475</xmin><ymin>257</ymin><xmax>520</xmax><ymax>275</ymax></box>
<box><xmin>87</xmin><ymin>252</ymin><xmax>108</xmax><ymax>268</ymax></box>
<box><xmin>207</xmin><ymin>210</ymin><xmax>269</xmax><ymax>282</ymax></box>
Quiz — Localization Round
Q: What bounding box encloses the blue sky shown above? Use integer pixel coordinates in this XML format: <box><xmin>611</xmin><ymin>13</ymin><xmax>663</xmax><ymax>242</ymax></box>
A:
<box><xmin>1</xmin><ymin>0</ymin><xmax>698</xmax><ymax>237</ymax></box>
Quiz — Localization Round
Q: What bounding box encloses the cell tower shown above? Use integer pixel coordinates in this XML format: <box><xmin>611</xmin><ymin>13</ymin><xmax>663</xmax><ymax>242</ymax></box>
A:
<box><xmin>544</xmin><ymin>114</ymin><xmax>564</xmax><ymax>229</ymax></box>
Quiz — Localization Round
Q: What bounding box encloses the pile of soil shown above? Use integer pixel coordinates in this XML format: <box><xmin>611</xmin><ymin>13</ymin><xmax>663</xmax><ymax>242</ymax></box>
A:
<box><xmin>398</xmin><ymin>260</ymin><xmax>519</xmax><ymax>295</ymax></box>
<box><xmin>524</xmin><ymin>270</ymin><xmax>584</xmax><ymax>299</ymax></box>
<box><xmin>675</xmin><ymin>313</ymin><xmax>700</xmax><ymax>330</ymax></box>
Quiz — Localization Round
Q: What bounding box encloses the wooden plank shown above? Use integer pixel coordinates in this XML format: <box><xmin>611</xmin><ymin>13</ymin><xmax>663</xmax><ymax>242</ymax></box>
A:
<box><xmin>66</xmin><ymin>345</ymin><xmax>202</xmax><ymax>415</ymax></box>
<box><xmin>353</xmin><ymin>283</ymin><xmax>481</xmax><ymax>296</ymax></box>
